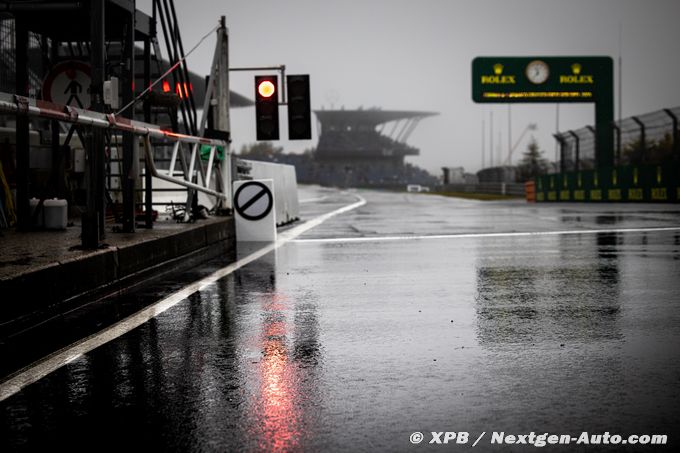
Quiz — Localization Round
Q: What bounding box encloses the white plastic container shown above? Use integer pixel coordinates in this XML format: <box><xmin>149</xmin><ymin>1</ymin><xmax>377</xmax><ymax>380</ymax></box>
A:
<box><xmin>29</xmin><ymin>197</ymin><xmax>43</xmax><ymax>228</ymax></box>
<box><xmin>44</xmin><ymin>198</ymin><xmax>68</xmax><ymax>230</ymax></box>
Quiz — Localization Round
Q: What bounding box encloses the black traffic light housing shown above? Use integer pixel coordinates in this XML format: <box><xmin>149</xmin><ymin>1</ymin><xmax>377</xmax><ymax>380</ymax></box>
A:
<box><xmin>255</xmin><ymin>75</ymin><xmax>279</xmax><ymax>140</ymax></box>
<box><xmin>287</xmin><ymin>75</ymin><xmax>311</xmax><ymax>140</ymax></box>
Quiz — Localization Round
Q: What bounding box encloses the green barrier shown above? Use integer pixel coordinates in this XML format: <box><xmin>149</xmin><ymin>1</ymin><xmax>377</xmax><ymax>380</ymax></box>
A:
<box><xmin>200</xmin><ymin>145</ymin><xmax>225</xmax><ymax>161</ymax></box>
<box><xmin>535</xmin><ymin>162</ymin><xmax>680</xmax><ymax>203</ymax></box>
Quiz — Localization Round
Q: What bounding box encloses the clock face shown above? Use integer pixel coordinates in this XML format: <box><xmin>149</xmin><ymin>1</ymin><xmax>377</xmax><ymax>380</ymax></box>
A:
<box><xmin>526</xmin><ymin>60</ymin><xmax>550</xmax><ymax>84</ymax></box>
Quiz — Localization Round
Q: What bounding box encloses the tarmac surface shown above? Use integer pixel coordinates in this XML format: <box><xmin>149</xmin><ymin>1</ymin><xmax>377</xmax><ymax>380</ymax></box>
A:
<box><xmin>2</xmin><ymin>186</ymin><xmax>680</xmax><ymax>451</ymax></box>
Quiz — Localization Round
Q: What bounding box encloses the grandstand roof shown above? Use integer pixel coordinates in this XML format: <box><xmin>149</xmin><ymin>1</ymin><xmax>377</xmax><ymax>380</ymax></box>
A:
<box><xmin>314</xmin><ymin>109</ymin><xmax>438</xmax><ymax>127</ymax></box>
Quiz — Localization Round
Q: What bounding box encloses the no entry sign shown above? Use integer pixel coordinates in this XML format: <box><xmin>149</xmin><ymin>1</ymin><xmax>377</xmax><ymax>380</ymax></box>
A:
<box><xmin>234</xmin><ymin>181</ymin><xmax>273</xmax><ymax>221</ymax></box>
<box><xmin>233</xmin><ymin>179</ymin><xmax>276</xmax><ymax>242</ymax></box>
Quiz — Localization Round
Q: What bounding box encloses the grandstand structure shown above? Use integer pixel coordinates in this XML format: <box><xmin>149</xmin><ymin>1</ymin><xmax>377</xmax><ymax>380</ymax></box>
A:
<box><xmin>311</xmin><ymin>109</ymin><xmax>438</xmax><ymax>187</ymax></box>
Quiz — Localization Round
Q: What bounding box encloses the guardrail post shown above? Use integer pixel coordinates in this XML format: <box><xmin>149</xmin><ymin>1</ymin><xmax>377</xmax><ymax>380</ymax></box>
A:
<box><xmin>83</xmin><ymin>0</ymin><xmax>106</xmax><ymax>248</ymax></box>
<box><xmin>568</xmin><ymin>130</ymin><xmax>580</xmax><ymax>172</ymax></box>
<box><xmin>663</xmin><ymin>109</ymin><xmax>679</xmax><ymax>161</ymax></box>
<box><xmin>121</xmin><ymin>7</ymin><xmax>136</xmax><ymax>233</ymax></box>
<box><xmin>631</xmin><ymin>116</ymin><xmax>645</xmax><ymax>164</ymax></box>
<box><xmin>586</xmin><ymin>125</ymin><xmax>596</xmax><ymax>168</ymax></box>
<box><xmin>15</xmin><ymin>18</ymin><xmax>30</xmax><ymax>231</ymax></box>
<box><xmin>143</xmin><ymin>34</ymin><xmax>153</xmax><ymax>229</ymax></box>
<box><xmin>553</xmin><ymin>133</ymin><xmax>566</xmax><ymax>174</ymax></box>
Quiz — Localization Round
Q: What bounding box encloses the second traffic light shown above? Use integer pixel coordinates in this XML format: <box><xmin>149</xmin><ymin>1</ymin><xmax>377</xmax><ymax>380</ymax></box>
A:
<box><xmin>287</xmin><ymin>75</ymin><xmax>311</xmax><ymax>140</ymax></box>
<box><xmin>255</xmin><ymin>75</ymin><xmax>279</xmax><ymax>140</ymax></box>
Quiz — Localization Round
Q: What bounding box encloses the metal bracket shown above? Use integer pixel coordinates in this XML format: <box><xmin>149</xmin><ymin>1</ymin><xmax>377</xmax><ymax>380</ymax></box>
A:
<box><xmin>13</xmin><ymin>95</ymin><xmax>29</xmax><ymax>114</ymax></box>
<box><xmin>63</xmin><ymin>105</ymin><xmax>79</xmax><ymax>122</ymax></box>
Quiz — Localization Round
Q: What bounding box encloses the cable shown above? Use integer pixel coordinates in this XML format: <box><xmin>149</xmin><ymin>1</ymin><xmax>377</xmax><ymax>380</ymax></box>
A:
<box><xmin>114</xmin><ymin>24</ymin><xmax>219</xmax><ymax>117</ymax></box>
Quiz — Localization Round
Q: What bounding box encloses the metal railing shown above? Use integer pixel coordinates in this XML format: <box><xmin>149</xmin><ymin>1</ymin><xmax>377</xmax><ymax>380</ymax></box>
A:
<box><xmin>0</xmin><ymin>91</ymin><xmax>231</xmax><ymax>204</ymax></box>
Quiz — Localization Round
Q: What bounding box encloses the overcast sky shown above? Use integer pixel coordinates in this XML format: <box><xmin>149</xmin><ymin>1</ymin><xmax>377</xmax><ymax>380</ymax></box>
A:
<box><xmin>138</xmin><ymin>0</ymin><xmax>680</xmax><ymax>174</ymax></box>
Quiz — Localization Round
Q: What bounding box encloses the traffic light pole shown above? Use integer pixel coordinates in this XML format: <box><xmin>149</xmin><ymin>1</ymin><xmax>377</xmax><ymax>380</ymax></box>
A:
<box><xmin>230</xmin><ymin>65</ymin><xmax>287</xmax><ymax>104</ymax></box>
<box><xmin>193</xmin><ymin>16</ymin><xmax>233</xmax><ymax>211</ymax></box>
<box><xmin>215</xmin><ymin>16</ymin><xmax>232</xmax><ymax>210</ymax></box>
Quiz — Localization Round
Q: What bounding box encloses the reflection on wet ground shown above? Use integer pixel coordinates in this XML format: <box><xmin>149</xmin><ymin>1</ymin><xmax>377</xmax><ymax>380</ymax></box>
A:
<box><xmin>1</xmin><ymin>187</ymin><xmax>680</xmax><ymax>451</ymax></box>
<box><xmin>475</xmin><ymin>232</ymin><xmax>623</xmax><ymax>346</ymax></box>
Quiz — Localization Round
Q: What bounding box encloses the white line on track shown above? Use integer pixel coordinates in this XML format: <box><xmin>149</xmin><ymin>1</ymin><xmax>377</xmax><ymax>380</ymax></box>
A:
<box><xmin>292</xmin><ymin>226</ymin><xmax>680</xmax><ymax>244</ymax></box>
<box><xmin>299</xmin><ymin>196</ymin><xmax>328</xmax><ymax>203</ymax></box>
<box><xmin>0</xmin><ymin>194</ymin><xmax>366</xmax><ymax>402</ymax></box>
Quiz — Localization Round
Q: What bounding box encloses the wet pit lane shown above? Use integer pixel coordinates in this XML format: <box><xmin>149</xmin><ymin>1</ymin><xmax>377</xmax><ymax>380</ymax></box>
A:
<box><xmin>2</xmin><ymin>187</ymin><xmax>680</xmax><ymax>451</ymax></box>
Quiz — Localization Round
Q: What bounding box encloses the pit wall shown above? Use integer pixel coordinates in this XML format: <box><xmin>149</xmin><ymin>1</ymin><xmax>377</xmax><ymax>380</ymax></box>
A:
<box><xmin>0</xmin><ymin>217</ymin><xmax>235</xmax><ymax>338</ymax></box>
<box><xmin>533</xmin><ymin>163</ymin><xmax>680</xmax><ymax>203</ymax></box>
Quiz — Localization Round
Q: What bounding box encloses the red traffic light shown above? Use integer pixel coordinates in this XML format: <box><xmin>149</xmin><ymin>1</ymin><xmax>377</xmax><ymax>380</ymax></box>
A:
<box><xmin>258</xmin><ymin>80</ymin><xmax>276</xmax><ymax>98</ymax></box>
<box><xmin>255</xmin><ymin>75</ymin><xmax>279</xmax><ymax>140</ymax></box>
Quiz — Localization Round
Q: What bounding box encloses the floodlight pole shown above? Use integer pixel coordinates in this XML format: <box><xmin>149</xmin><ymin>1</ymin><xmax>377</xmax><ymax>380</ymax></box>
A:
<box><xmin>504</xmin><ymin>123</ymin><xmax>537</xmax><ymax>165</ymax></box>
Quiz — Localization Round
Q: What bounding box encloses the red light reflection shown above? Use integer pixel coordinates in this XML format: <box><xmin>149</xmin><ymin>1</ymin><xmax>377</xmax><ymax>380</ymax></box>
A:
<box><xmin>175</xmin><ymin>82</ymin><xmax>193</xmax><ymax>98</ymax></box>
<box><xmin>253</xmin><ymin>292</ymin><xmax>302</xmax><ymax>452</ymax></box>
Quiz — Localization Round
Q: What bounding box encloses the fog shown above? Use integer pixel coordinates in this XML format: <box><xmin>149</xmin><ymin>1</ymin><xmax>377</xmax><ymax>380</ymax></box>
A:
<box><xmin>137</xmin><ymin>0</ymin><xmax>680</xmax><ymax>175</ymax></box>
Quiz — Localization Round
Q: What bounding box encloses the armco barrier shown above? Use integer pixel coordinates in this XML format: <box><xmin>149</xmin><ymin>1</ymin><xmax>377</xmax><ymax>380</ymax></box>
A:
<box><xmin>440</xmin><ymin>182</ymin><xmax>525</xmax><ymax>196</ymax></box>
<box><xmin>535</xmin><ymin>162</ymin><xmax>680</xmax><ymax>202</ymax></box>
<box><xmin>236</xmin><ymin>159</ymin><xmax>300</xmax><ymax>225</ymax></box>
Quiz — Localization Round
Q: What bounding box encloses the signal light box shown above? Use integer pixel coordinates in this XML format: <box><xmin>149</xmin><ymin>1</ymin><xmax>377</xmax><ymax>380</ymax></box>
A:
<box><xmin>255</xmin><ymin>75</ymin><xmax>279</xmax><ymax>140</ymax></box>
<box><xmin>287</xmin><ymin>75</ymin><xmax>311</xmax><ymax>140</ymax></box>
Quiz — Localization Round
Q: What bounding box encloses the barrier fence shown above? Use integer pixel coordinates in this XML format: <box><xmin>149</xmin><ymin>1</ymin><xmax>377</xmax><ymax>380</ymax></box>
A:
<box><xmin>0</xmin><ymin>91</ymin><xmax>232</xmax><ymax>219</ymax></box>
<box><xmin>555</xmin><ymin>107</ymin><xmax>680</xmax><ymax>172</ymax></box>
<box><xmin>534</xmin><ymin>162</ymin><xmax>680</xmax><ymax>203</ymax></box>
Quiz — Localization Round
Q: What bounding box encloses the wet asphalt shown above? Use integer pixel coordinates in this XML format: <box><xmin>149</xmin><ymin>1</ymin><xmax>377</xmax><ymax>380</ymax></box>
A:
<box><xmin>2</xmin><ymin>187</ymin><xmax>680</xmax><ymax>452</ymax></box>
